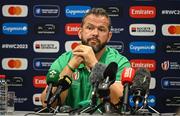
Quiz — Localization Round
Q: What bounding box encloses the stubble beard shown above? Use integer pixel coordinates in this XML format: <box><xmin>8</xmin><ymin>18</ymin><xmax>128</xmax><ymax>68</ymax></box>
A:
<box><xmin>81</xmin><ymin>37</ymin><xmax>106</xmax><ymax>53</ymax></box>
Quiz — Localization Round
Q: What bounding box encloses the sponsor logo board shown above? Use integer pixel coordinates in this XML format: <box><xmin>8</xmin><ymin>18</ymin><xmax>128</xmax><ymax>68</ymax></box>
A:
<box><xmin>2</xmin><ymin>5</ymin><xmax>28</xmax><ymax>17</ymax></box>
<box><xmin>129</xmin><ymin>41</ymin><xmax>156</xmax><ymax>54</ymax></box>
<box><xmin>129</xmin><ymin>6</ymin><xmax>156</xmax><ymax>18</ymax></box>
<box><xmin>33</xmin><ymin>5</ymin><xmax>60</xmax><ymax>18</ymax></box>
<box><xmin>2</xmin><ymin>58</ymin><xmax>28</xmax><ymax>70</ymax></box>
<box><xmin>161</xmin><ymin>77</ymin><xmax>180</xmax><ymax>90</ymax></box>
<box><xmin>162</xmin><ymin>24</ymin><xmax>180</xmax><ymax>36</ymax></box>
<box><xmin>130</xmin><ymin>59</ymin><xmax>156</xmax><ymax>71</ymax></box>
<box><xmin>2</xmin><ymin>23</ymin><xmax>28</xmax><ymax>35</ymax></box>
<box><xmin>33</xmin><ymin>40</ymin><xmax>59</xmax><ymax>53</ymax></box>
<box><xmin>65</xmin><ymin>5</ymin><xmax>91</xmax><ymax>18</ymax></box>
<box><xmin>129</xmin><ymin>24</ymin><xmax>156</xmax><ymax>36</ymax></box>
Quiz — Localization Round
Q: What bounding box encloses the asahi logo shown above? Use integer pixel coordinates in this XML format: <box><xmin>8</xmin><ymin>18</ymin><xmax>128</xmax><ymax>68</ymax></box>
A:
<box><xmin>104</xmin><ymin>6</ymin><xmax>123</xmax><ymax>17</ymax></box>
<box><xmin>165</xmin><ymin>42</ymin><xmax>180</xmax><ymax>53</ymax></box>
<box><xmin>35</xmin><ymin>23</ymin><xmax>58</xmax><ymax>34</ymax></box>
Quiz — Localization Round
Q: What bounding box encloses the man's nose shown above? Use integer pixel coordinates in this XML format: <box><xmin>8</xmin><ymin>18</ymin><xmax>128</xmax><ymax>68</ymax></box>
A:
<box><xmin>92</xmin><ymin>28</ymin><xmax>99</xmax><ymax>36</ymax></box>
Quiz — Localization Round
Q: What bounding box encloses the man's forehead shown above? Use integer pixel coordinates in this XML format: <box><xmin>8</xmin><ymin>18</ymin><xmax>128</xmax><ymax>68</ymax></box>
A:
<box><xmin>84</xmin><ymin>14</ymin><xmax>109</xmax><ymax>27</ymax></box>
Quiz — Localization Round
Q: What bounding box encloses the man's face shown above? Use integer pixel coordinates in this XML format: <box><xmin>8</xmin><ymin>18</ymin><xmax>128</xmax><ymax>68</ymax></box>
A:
<box><xmin>78</xmin><ymin>14</ymin><xmax>112</xmax><ymax>53</ymax></box>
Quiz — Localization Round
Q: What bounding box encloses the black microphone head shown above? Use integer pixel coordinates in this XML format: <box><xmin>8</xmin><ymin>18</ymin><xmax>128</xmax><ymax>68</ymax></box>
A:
<box><xmin>103</xmin><ymin>62</ymin><xmax>118</xmax><ymax>83</ymax></box>
<box><xmin>58</xmin><ymin>75</ymin><xmax>72</xmax><ymax>91</ymax></box>
<box><xmin>89</xmin><ymin>63</ymin><xmax>107</xmax><ymax>85</ymax></box>
<box><xmin>131</xmin><ymin>67</ymin><xmax>151</xmax><ymax>97</ymax></box>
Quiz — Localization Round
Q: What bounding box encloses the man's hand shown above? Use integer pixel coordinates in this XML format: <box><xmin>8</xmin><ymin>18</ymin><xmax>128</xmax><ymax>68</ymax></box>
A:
<box><xmin>68</xmin><ymin>55</ymin><xmax>84</xmax><ymax>69</ymax></box>
<box><xmin>72</xmin><ymin>45</ymin><xmax>98</xmax><ymax>68</ymax></box>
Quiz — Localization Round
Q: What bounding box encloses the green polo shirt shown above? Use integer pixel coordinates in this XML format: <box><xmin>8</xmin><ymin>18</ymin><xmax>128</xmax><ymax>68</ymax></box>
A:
<box><xmin>49</xmin><ymin>47</ymin><xmax>130</xmax><ymax>108</ymax></box>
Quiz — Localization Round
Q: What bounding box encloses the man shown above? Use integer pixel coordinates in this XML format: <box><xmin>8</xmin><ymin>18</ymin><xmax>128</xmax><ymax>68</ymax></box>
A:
<box><xmin>41</xmin><ymin>8</ymin><xmax>130</xmax><ymax>109</ymax></box>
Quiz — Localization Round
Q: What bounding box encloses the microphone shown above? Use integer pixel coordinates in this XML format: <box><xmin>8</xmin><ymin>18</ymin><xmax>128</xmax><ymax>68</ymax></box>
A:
<box><xmin>121</xmin><ymin>67</ymin><xmax>136</xmax><ymax>113</ymax></box>
<box><xmin>98</xmin><ymin>62</ymin><xmax>118</xmax><ymax>98</ymax></box>
<box><xmin>98</xmin><ymin>62</ymin><xmax>118</xmax><ymax>113</ymax></box>
<box><xmin>49</xmin><ymin>75</ymin><xmax>72</xmax><ymax>105</ymax></box>
<box><xmin>45</xmin><ymin>69</ymin><xmax>60</xmax><ymax>105</ymax></box>
<box><xmin>103</xmin><ymin>62</ymin><xmax>118</xmax><ymax>86</ymax></box>
<box><xmin>130</xmin><ymin>67</ymin><xmax>151</xmax><ymax>110</ymax></box>
<box><xmin>75</xmin><ymin>63</ymin><xmax>107</xmax><ymax>114</ymax></box>
<box><xmin>89</xmin><ymin>63</ymin><xmax>107</xmax><ymax>105</ymax></box>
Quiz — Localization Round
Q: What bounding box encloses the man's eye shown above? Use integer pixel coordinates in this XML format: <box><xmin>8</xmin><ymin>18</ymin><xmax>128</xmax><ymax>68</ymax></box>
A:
<box><xmin>99</xmin><ymin>28</ymin><xmax>106</xmax><ymax>32</ymax></box>
<box><xmin>87</xmin><ymin>26</ymin><xmax>93</xmax><ymax>30</ymax></box>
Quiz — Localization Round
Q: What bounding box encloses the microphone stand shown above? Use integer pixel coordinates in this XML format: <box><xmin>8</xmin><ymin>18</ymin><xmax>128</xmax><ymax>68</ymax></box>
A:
<box><xmin>121</xmin><ymin>83</ymin><xmax>131</xmax><ymax>115</ymax></box>
<box><xmin>76</xmin><ymin>83</ymin><xmax>103</xmax><ymax>115</ymax></box>
<box><xmin>87</xmin><ymin>79</ymin><xmax>117</xmax><ymax>114</ymax></box>
<box><xmin>35</xmin><ymin>91</ymin><xmax>61</xmax><ymax>114</ymax></box>
<box><xmin>137</xmin><ymin>94</ymin><xmax>160</xmax><ymax>115</ymax></box>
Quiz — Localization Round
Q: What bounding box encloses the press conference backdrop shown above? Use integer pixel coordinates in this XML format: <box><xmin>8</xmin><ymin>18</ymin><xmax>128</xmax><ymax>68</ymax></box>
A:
<box><xmin>0</xmin><ymin>0</ymin><xmax>180</xmax><ymax>113</ymax></box>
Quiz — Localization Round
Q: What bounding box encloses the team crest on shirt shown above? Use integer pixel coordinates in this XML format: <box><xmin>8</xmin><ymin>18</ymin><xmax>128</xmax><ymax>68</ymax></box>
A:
<box><xmin>72</xmin><ymin>71</ymin><xmax>79</xmax><ymax>80</ymax></box>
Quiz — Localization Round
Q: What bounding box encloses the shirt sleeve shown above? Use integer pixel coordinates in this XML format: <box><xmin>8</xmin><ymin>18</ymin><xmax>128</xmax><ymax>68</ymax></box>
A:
<box><xmin>49</xmin><ymin>52</ymin><xmax>72</xmax><ymax>73</ymax></box>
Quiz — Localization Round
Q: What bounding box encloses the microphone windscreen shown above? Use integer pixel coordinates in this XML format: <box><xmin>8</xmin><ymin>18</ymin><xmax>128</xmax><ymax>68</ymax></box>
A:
<box><xmin>103</xmin><ymin>62</ymin><xmax>118</xmax><ymax>82</ymax></box>
<box><xmin>131</xmin><ymin>67</ymin><xmax>151</xmax><ymax>96</ymax></box>
<box><xmin>89</xmin><ymin>63</ymin><xmax>107</xmax><ymax>85</ymax></box>
<box><xmin>46</xmin><ymin>69</ymin><xmax>60</xmax><ymax>86</ymax></box>
<box><xmin>121</xmin><ymin>67</ymin><xmax>136</xmax><ymax>85</ymax></box>
<box><xmin>58</xmin><ymin>75</ymin><xmax>72</xmax><ymax>91</ymax></box>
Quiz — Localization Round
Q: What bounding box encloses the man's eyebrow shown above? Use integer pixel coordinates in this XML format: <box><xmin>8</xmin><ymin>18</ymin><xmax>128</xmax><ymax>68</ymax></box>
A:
<box><xmin>86</xmin><ymin>23</ymin><xmax>107</xmax><ymax>28</ymax></box>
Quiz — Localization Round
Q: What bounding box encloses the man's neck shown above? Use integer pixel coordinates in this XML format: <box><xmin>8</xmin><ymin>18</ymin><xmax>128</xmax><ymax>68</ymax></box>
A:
<box><xmin>95</xmin><ymin>47</ymin><xmax>106</xmax><ymax>61</ymax></box>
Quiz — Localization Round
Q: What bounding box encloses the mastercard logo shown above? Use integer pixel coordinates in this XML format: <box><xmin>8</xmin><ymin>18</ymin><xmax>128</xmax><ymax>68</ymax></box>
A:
<box><xmin>8</xmin><ymin>59</ymin><xmax>22</xmax><ymax>68</ymax></box>
<box><xmin>2</xmin><ymin>5</ymin><xmax>28</xmax><ymax>17</ymax></box>
<box><xmin>71</xmin><ymin>42</ymin><xmax>79</xmax><ymax>50</ymax></box>
<box><xmin>8</xmin><ymin>6</ymin><xmax>22</xmax><ymax>15</ymax></box>
<box><xmin>2</xmin><ymin>58</ymin><xmax>28</xmax><ymax>70</ymax></box>
<box><xmin>65</xmin><ymin>41</ymin><xmax>81</xmax><ymax>52</ymax></box>
<box><xmin>162</xmin><ymin>24</ymin><xmax>180</xmax><ymax>36</ymax></box>
<box><xmin>168</xmin><ymin>26</ymin><xmax>180</xmax><ymax>34</ymax></box>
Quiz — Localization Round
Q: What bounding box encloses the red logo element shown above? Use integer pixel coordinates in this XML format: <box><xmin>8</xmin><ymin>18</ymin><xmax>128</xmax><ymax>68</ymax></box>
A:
<box><xmin>71</xmin><ymin>72</ymin><xmax>79</xmax><ymax>80</ymax></box>
<box><xmin>161</xmin><ymin>60</ymin><xmax>169</xmax><ymax>71</ymax></box>
<box><xmin>71</xmin><ymin>42</ymin><xmax>79</xmax><ymax>50</ymax></box>
<box><xmin>129</xmin><ymin>6</ymin><xmax>156</xmax><ymax>18</ymax></box>
<box><xmin>65</xmin><ymin>23</ymin><xmax>81</xmax><ymax>35</ymax></box>
<box><xmin>130</xmin><ymin>59</ymin><xmax>156</xmax><ymax>71</ymax></box>
<box><xmin>33</xmin><ymin>76</ymin><xmax>47</xmax><ymax>88</ymax></box>
<box><xmin>8</xmin><ymin>6</ymin><xmax>22</xmax><ymax>15</ymax></box>
<box><xmin>0</xmin><ymin>75</ymin><xmax>6</xmax><ymax>79</ymax></box>
<box><xmin>168</xmin><ymin>26</ymin><xmax>180</xmax><ymax>34</ymax></box>
<box><xmin>8</xmin><ymin>59</ymin><xmax>22</xmax><ymax>68</ymax></box>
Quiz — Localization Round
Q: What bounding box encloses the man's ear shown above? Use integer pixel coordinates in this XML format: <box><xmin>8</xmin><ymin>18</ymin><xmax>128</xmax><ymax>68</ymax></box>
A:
<box><xmin>107</xmin><ymin>31</ymin><xmax>112</xmax><ymax>42</ymax></box>
<box><xmin>78</xmin><ymin>27</ymin><xmax>82</xmax><ymax>40</ymax></box>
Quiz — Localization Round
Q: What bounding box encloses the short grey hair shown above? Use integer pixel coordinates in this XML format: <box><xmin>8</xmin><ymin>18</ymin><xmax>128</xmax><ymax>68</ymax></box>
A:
<box><xmin>81</xmin><ymin>8</ymin><xmax>111</xmax><ymax>31</ymax></box>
